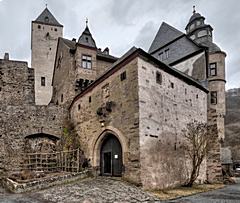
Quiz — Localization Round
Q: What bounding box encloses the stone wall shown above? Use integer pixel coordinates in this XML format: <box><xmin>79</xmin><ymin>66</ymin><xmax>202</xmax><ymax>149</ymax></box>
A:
<box><xmin>0</xmin><ymin>104</ymin><xmax>67</xmax><ymax>171</ymax></box>
<box><xmin>0</xmin><ymin>59</ymin><xmax>35</xmax><ymax>105</ymax></box>
<box><xmin>70</xmin><ymin>58</ymin><xmax>141</xmax><ymax>184</ymax></box>
<box><xmin>52</xmin><ymin>44</ymin><xmax>114</xmax><ymax>107</ymax></box>
<box><xmin>138</xmin><ymin>57</ymin><xmax>208</xmax><ymax>189</ymax></box>
<box><xmin>206</xmin><ymin>108</ymin><xmax>223</xmax><ymax>182</ymax></box>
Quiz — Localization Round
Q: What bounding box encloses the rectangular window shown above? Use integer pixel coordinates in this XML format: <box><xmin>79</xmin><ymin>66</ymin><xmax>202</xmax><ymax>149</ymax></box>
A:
<box><xmin>156</xmin><ymin>72</ymin><xmax>162</xmax><ymax>85</ymax></box>
<box><xmin>41</xmin><ymin>77</ymin><xmax>46</xmax><ymax>86</ymax></box>
<box><xmin>120</xmin><ymin>71</ymin><xmax>127</xmax><ymax>81</ymax></box>
<box><xmin>209</xmin><ymin>63</ymin><xmax>217</xmax><ymax>76</ymax></box>
<box><xmin>210</xmin><ymin>91</ymin><xmax>217</xmax><ymax>104</ymax></box>
<box><xmin>158</xmin><ymin>52</ymin><xmax>163</xmax><ymax>61</ymax></box>
<box><xmin>61</xmin><ymin>94</ymin><xmax>63</xmax><ymax>102</ymax></box>
<box><xmin>171</xmin><ymin>82</ymin><xmax>174</xmax><ymax>88</ymax></box>
<box><xmin>165</xmin><ymin>49</ymin><xmax>169</xmax><ymax>59</ymax></box>
<box><xmin>82</xmin><ymin>55</ymin><xmax>92</xmax><ymax>69</ymax></box>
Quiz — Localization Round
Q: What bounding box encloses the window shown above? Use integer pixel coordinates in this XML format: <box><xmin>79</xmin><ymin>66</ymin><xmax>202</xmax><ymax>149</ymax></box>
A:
<box><xmin>45</xmin><ymin>16</ymin><xmax>49</xmax><ymax>22</ymax></box>
<box><xmin>89</xmin><ymin>96</ymin><xmax>92</xmax><ymax>103</ymax></box>
<box><xmin>158</xmin><ymin>52</ymin><xmax>163</xmax><ymax>61</ymax></box>
<box><xmin>198</xmin><ymin>30</ymin><xmax>207</xmax><ymax>38</ymax></box>
<box><xmin>165</xmin><ymin>49</ymin><xmax>169</xmax><ymax>59</ymax></box>
<box><xmin>41</xmin><ymin>77</ymin><xmax>45</xmax><ymax>86</ymax></box>
<box><xmin>171</xmin><ymin>82</ymin><xmax>174</xmax><ymax>88</ymax></box>
<box><xmin>210</xmin><ymin>91</ymin><xmax>217</xmax><ymax>105</ymax></box>
<box><xmin>61</xmin><ymin>94</ymin><xmax>63</xmax><ymax>102</ymax></box>
<box><xmin>120</xmin><ymin>71</ymin><xmax>127</xmax><ymax>81</ymax></box>
<box><xmin>209</xmin><ymin>63</ymin><xmax>217</xmax><ymax>76</ymax></box>
<box><xmin>82</xmin><ymin>55</ymin><xmax>92</xmax><ymax>69</ymax></box>
<box><xmin>156</xmin><ymin>72</ymin><xmax>162</xmax><ymax>85</ymax></box>
<box><xmin>78</xmin><ymin>104</ymin><xmax>81</xmax><ymax>110</ymax></box>
<box><xmin>54</xmin><ymin>28</ymin><xmax>57</xmax><ymax>32</ymax></box>
<box><xmin>38</xmin><ymin>25</ymin><xmax>41</xmax><ymax>29</ymax></box>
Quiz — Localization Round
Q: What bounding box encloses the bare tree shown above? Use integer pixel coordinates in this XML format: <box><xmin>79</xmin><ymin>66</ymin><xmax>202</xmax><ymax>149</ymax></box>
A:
<box><xmin>182</xmin><ymin>120</ymin><xmax>213</xmax><ymax>187</ymax></box>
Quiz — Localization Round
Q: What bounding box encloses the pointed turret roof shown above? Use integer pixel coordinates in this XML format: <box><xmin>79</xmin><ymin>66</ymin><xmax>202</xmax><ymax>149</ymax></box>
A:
<box><xmin>33</xmin><ymin>8</ymin><xmax>63</xmax><ymax>27</ymax></box>
<box><xmin>148</xmin><ymin>22</ymin><xmax>184</xmax><ymax>54</ymax></box>
<box><xmin>78</xmin><ymin>23</ymin><xmax>97</xmax><ymax>48</ymax></box>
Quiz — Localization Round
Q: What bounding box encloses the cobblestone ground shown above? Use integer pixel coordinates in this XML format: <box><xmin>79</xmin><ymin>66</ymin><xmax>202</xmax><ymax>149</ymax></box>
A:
<box><xmin>0</xmin><ymin>177</ymin><xmax>160</xmax><ymax>203</ymax></box>
<box><xmin>1</xmin><ymin>177</ymin><xmax>240</xmax><ymax>203</ymax></box>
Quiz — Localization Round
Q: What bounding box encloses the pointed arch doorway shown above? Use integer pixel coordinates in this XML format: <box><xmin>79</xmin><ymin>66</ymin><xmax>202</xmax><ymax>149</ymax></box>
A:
<box><xmin>100</xmin><ymin>133</ymin><xmax>123</xmax><ymax>176</ymax></box>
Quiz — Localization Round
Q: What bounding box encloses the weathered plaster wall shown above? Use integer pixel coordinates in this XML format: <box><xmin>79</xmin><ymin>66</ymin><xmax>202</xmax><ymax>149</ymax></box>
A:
<box><xmin>138</xmin><ymin>57</ymin><xmax>208</xmax><ymax>189</ymax></box>
<box><xmin>31</xmin><ymin>22</ymin><xmax>63</xmax><ymax>105</ymax></box>
<box><xmin>173</xmin><ymin>51</ymin><xmax>206</xmax><ymax>81</ymax></box>
<box><xmin>70</xmin><ymin>58</ymin><xmax>141</xmax><ymax>184</ymax></box>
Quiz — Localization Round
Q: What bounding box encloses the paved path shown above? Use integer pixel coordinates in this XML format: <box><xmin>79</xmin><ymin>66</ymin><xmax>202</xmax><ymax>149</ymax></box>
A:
<box><xmin>166</xmin><ymin>181</ymin><xmax>240</xmax><ymax>203</ymax></box>
<box><xmin>0</xmin><ymin>177</ymin><xmax>240</xmax><ymax>203</ymax></box>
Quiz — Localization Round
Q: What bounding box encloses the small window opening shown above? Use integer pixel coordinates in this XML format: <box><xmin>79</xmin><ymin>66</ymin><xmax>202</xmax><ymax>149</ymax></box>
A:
<box><xmin>196</xmin><ymin>94</ymin><xmax>198</xmax><ymax>99</ymax></box>
<box><xmin>78</xmin><ymin>104</ymin><xmax>81</xmax><ymax>110</ymax></box>
<box><xmin>44</xmin><ymin>16</ymin><xmax>49</xmax><ymax>22</ymax></box>
<box><xmin>171</xmin><ymin>82</ymin><xmax>174</xmax><ymax>88</ymax></box>
<box><xmin>210</xmin><ymin>91</ymin><xmax>217</xmax><ymax>105</ymax></box>
<box><xmin>156</xmin><ymin>72</ymin><xmax>162</xmax><ymax>85</ymax></box>
<box><xmin>89</xmin><ymin>96</ymin><xmax>92</xmax><ymax>103</ymax></box>
<box><xmin>61</xmin><ymin>94</ymin><xmax>63</xmax><ymax>103</ymax></box>
<box><xmin>158</xmin><ymin>52</ymin><xmax>163</xmax><ymax>61</ymax></box>
<box><xmin>38</xmin><ymin>25</ymin><xmax>41</xmax><ymax>29</ymax></box>
<box><xmin>120</xmin><ymin>71</ymin><xmax>127</xmax><ymax>81</ymax></box>
<box><xmin>165</xmin><ymin>49</ymin><xmax>169</xmax><ymax>59</ymax></box>
<box><xmin>185</xmin><ymin>88</ymin><xmax>187</xmax><ymax>94</ymax></box>
<box><xmin>54</xmin><ymin>28</ymin><xmax>57</xmax><ymax>31</ymax></box>
<box><xmin>41</xmin><ymin>77</ymin><xmax>46</xmax><ymax>86</ymax></box>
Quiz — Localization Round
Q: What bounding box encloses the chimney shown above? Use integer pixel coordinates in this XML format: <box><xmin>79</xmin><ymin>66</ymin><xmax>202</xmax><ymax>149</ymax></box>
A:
<box><xmin>4</xmin><ymin>53</ymin><xmax>9</xmax><ymax>60</ymax></box>
<box><xmin>103</xmin><ymin>47</ymin><xmax>109</xmax><ymax>55</ymax></box>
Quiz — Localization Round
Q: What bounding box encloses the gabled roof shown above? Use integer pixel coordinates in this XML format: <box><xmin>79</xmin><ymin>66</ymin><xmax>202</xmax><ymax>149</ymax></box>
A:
<box><xmin>33</xmin><ymin>8</ymin><xmax>63</xmax><ymax>27</ymax></box>
<box><xmin>69</xmin><ymin>47</ymin><xmax>208</xmax><ymax>110</ymax></box>
<box><xmin>78</xmin><ymin>25</ymin><xmax>97</xmax><ymax>48</ymax></box>
<box><xmin>148</xmin><ymin>22</ymin><xmax>184</xmax><ymax>54</ymax></box>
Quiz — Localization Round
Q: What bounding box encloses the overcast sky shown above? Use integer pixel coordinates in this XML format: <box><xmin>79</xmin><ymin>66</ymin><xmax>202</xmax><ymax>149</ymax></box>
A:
<box><xmin>0</xmin><ymin>0</ymin><xmax>239</xmax><ymax>89</ymax></box>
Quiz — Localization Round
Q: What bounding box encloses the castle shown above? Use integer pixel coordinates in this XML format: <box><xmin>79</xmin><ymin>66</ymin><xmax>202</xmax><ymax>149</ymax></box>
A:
<box><xmin>0</xmin><ymin>7</ymin><xmax>226</xmax><ymax>189</ymax></box>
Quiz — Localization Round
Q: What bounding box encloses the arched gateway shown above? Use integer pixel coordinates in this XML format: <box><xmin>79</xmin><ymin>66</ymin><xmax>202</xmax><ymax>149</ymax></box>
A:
<box><xmin>100</xmin><ymin>134</ymin><xmax>123</xmax><ymax>176</ymax></box>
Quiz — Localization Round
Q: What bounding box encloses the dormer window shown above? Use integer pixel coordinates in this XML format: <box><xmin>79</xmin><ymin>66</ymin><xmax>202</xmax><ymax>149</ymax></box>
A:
<box><xmin>158</xmin><ymin>52</ymin><xmax>163</xmax><ymax>61</ymax></box>
<box><xmin>164</xmin><ymin>49</ymin><xmax>169</xmax><ymax>59</ymax></box>
<box><xmin>44</xmin><ymin>16</ymin><xmax>49</xmax><ymax>23</ymax></box>
<box><xmin>82</xmin><ymin>55</ymin><xmax>92</xmax><ymax>69</ymax></box>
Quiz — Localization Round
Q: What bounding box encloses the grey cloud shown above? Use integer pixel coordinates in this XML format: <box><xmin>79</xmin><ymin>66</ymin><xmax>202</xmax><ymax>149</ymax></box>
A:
<box><xmin>0</xmin><ymin>0</ymin><xmax>239</xmax><ymax>89</ymax></box>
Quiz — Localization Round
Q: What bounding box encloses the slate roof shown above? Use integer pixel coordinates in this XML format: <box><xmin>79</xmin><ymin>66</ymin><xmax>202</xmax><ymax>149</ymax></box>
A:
<box><xmin>78</xmin><ymin>26</ymin><xmax>97</xmax><ymax>48</ymax></box>
<box><xmin>97</xmin><ymin>50</ymin><xmax>118</xmax><ymax>62</ymax></box>
<box><xmin>148</xmin><ymin>22</ymin><xmax>184</xmax><ymax>54</ymax></box>
<box><xmin>34</xmin><ymin>8</ymin><xmax>63</xmax><ymax>27</ymax></box>
<box><xmin>189</xmin><ymin>13</ymin><xmax>204</xmax><ymax>23</ymax></box>
<box><xmin>61</xmin><ymin>38</ymin><xmax>76</xmax><ymax>49</ymax></box>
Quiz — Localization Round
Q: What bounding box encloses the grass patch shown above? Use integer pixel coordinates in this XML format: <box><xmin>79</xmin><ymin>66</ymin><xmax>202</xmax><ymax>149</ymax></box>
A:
<box><xmin>149</xmin><ymin>183</ymin><xmax>225</xmax><ymax>200</ymax></box>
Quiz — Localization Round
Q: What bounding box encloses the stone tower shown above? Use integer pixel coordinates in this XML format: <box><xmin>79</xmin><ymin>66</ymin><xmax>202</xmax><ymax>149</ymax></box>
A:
<box><xmin>186</xmin><ymin>8</ymin><xmax>226</xmax><ymax>182</ymax></box>
<box><xmin>31</xmin><ymin>7</ymin><xmax>63</xmax><ymax>105</ymax></box>
<box><xmin>185</xmin><ymin>8</ymin><xmax>226</xmax><ymax>141</ymax></box>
